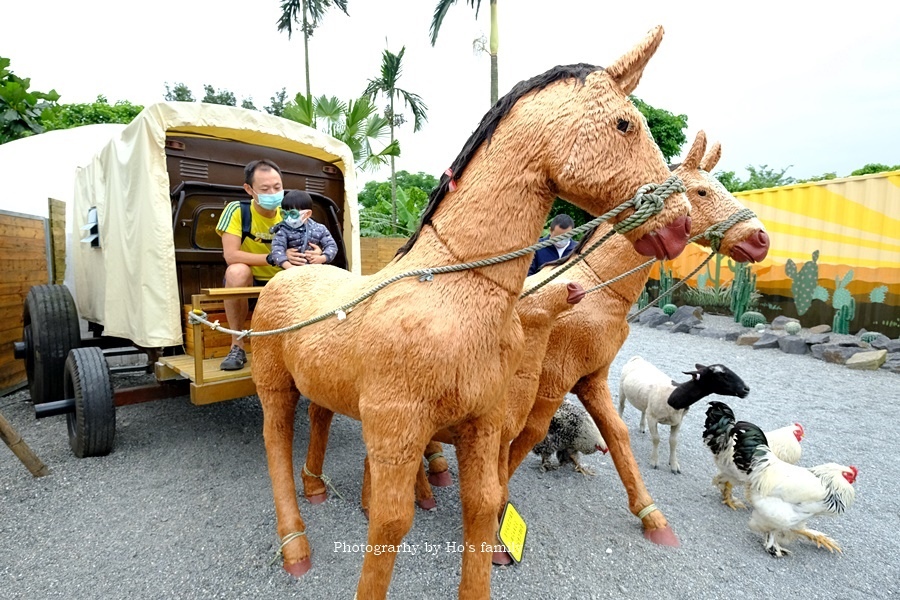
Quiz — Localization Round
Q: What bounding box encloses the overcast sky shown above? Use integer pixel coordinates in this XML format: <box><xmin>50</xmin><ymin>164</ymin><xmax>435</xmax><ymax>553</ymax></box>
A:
<box><xmin>6</xmin><ymin>0</ymin><xmax>899</xmax><ymax>185</ymax></box>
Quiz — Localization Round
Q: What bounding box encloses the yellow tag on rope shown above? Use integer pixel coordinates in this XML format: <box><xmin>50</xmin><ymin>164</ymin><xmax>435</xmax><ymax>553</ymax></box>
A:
<box><xmin>497</xmin><ymin>501</ymin><xmax>527</xmax><ymax>563</ymax></box>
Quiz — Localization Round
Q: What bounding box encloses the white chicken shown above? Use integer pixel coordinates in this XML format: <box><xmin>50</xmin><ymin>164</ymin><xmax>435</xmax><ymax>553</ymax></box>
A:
<box><xmin>732</xmin><ymin>420</ymin><xmax>858</xmax><ymax>557</ymax></box>
<box><xmin>703</xmin><ymin>401</ymin><xmax>804</xmax><ymax>509</ymax></box>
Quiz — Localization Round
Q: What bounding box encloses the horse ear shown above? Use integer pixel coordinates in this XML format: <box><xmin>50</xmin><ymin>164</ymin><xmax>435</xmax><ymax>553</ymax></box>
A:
<box><xmin>682</xmin><ymin>131</ymin><xmax>707</xmax><ymax>171</ymax></box>
<box><xmin>700</xmin><ymin>141</ymin><xmax>722</xmax><ymax>172</ymax></box>
<box><xmin>606</xmin><ymin>25</ymin><xmax>665</xmax><ymax>96</ymax></box>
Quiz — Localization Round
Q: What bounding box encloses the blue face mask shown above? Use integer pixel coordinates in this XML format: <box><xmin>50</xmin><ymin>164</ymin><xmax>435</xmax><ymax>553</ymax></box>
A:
<box><xmin>256</xmin><ymin>190</ymin><xmax>284</xmax><ymax>210</ymax></box>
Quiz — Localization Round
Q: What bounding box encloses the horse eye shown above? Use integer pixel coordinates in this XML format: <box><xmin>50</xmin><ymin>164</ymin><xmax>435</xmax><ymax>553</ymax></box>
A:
<box><xmin>616</xmin><ymin>119</ymin><xmax>630</xmax><ymax>134</ymax></box>
<box><xmin>698</xmin><ymin>190</ymin><xmax>707</xmax><ymax>197</ymax></box>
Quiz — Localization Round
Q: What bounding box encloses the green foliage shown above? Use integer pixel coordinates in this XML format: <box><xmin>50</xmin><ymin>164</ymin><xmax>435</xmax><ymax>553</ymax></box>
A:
<box><xmin>0</xmin><ymin>57</ymin><xmax>60</xmax><ymax>144</ymax></box>
<box><xmin>277</xmin><ymin>0</ymin><xmax>350</xmax><ymax>40</ymax></box>
<box><xmin>358</xmin><ymin>171</ymin><xmax>438</xmax><ymax>209</ymax></box>
<box><xmin>860</xmin><ymin>331</ymin><xmax>883</xmax><ymax>344</ymax></box>
<box><xmin>283</xmin><ymin>93</ymin><xmax>399</xmax><ymax>172</ymax></box>
<box><xmin>785</xmin><ymin>250</ymin><xmax>826</xmax><ymax>316</ymax></box>
<box><xmin>784</xmin><ymin>321</ymin><xmax>801</xmax><ymax>335</ymax></box>
<box><xmin>662</xmin><ymin>303</ymin><xmax>677</xmax><ymax>316</ymax></box>
<box><xmin>202</xmin><ymin>85</ymin><xmax>236</xmax><ymax>106</ymax></box>
<box><xmin>241</xmin><ymin>98</ymin><xmax>257</xmax><ymax>110</ymax></box>
<box><xmin>546</xmin><ymin>198</ymin><xmax>592</xmax><ymax>232</ymax></box>
<box><xmin>164</xmin><ymin>82</ymin><xmax>195</xmax><ymax>102</ymax></box>
<box><xmin>850</xmin><ymin>163</ymin><xmax>900</xmax><ymax>176</ymax></box>
<box><xmin>796</xmin><ymin>172</ymin><xmax>837</xmax><ymax>184</ymax></box>
<box><xmin>41</xmin><ymin>95</ymin><xmax>143</xmax><ymax>131</ymax></box>
<box><xmin>869</xmin><ymin>285</ymin><xmax>888</xmax><ymax>303</ymax></box>
<box><xmin>714</xmin><ymin>164</ymin><xmax>796</xmax><ymax>193</ymax></box>
<box><xmin>364</xmin><ymin>46</ymin><xmax>428</xmax><ymax>133</ymax></box>
<box><xmin>740</xmin><ymin>311</ymin><xmax>766</xmax><ymax>328</ymax></box>
<box><xmin>359</xmin><ymin>186</ymin><xmax>428</xmax><ymax>237</ymax></box>
<box><xmin>680</xmin><ymin>284</ymin><xmax>732</xmax><ymax>313</ymax></box>
<box><xmin>265</xmin><ymin>88</ymin><xmax>288</xmax><ymax>117</ymax></box>
<box><xmin>630</xmin><ymin>96</ymin><xmax>688</xmax><ymax>162</ymax></box>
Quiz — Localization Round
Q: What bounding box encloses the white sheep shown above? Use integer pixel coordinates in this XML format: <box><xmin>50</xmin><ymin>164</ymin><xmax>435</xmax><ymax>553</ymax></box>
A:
<box><xmin>617</xmin><ymin>356</ymin><xmax>750</xmax><ymax>474</ymax></box>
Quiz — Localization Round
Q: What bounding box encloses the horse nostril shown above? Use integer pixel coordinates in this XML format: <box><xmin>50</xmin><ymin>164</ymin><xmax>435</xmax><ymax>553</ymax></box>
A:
<box><xmin>683</xmin><ymin>216</ymin><xmax>692</xmax><ymax>236</ymax></box>
<box><xmin>756</xmin><ymin>230</ymin><xmax>770</xmax><ymax>248</ymax></box>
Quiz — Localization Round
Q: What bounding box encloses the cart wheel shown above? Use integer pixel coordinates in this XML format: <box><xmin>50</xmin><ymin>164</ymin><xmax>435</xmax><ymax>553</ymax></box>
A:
<box><xmin>23</xmin><ymin>285</ymin><xmax>81</xmax><ymax>405</ymax></box>
<box><xmin>65</xmin><ymin>347</ymin><xmax>115</xmax><ymax>458</ymax></box>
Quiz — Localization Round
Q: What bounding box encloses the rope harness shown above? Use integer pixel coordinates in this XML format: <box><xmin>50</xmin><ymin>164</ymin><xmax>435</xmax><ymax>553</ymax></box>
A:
<box><xmin>303</xmin><ymin>464</ymin><xmax>344</xmax><ymax>501</ymax></box>
<box><xmin>269</xmin><ymin>530</ymin><xmax>307</xmax><ymax>566</ymax></box>
<box><xmin>189</xmin><ymin>175</ymin><xmax>686</xmax><ymax>339</ymax></box>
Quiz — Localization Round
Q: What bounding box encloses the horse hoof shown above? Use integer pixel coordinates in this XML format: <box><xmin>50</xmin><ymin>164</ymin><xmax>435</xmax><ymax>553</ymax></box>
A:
<box><xmin>417</xmin><ymin>497</ymin><xmax>437</xmax><ymax>511</ymax></box>
<box><xmin>644</xmin><ymin>525</ymin><xmax>680</xmax><ymax>548</ymax></box>
<box><xmin>492</xmin><ymin>551</ymin><xmax>513</xmax><ymax>566</ymax></box>
<box><xmin>306</xmin><ymin>493</ymin><xmax>328</xmax><ymax>505</ymax></box>
<box><xmin>428</xmin><ymin>470</ymin><xmax>453</xmax><ymax>487</ymax></box>
<box><xmin>284</xmin><ymin>557</ymin><xmax>312</xmax><ymax>578</ymax></box>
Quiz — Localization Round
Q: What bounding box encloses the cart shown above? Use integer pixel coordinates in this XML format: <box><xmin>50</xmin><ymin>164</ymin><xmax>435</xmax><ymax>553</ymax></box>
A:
<box><xmin>12</xmin><ymin>102</ymin><xmax>360</xmax><ymax>457</ymax></box>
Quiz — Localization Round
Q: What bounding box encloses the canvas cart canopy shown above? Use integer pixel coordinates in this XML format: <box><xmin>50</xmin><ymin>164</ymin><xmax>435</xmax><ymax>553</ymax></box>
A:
<box><xmin>72</xmin><ymin>102</ymin><xmax>360</xmax><ymax>348</ymax></box>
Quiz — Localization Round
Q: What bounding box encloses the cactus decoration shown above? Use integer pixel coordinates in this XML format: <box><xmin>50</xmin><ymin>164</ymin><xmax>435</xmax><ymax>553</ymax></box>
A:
<box><xmin>860</xmin><ymin>332</ymin><xmax>883</xmax><ymax>343</ymax></box>
<box><xmin>740</xmin><ymin>311</ymin><xmax>766</xmax><ymax>328</ymax></box>
<box><xmin>729</xmin><ymin>260</ymin><xmax>758</xmax><ymax>322</ymax></box>
<box><xmin>658</xmin><ymin>264</ymin><xmax>674</xmax><ymax>307</ymax></box>
<box><xmin>638</xmin><ymin>286</ymin><xmax>650</xmax><ymax>310</ymax></box>
<box><xmin>831</xmin><ymin>269</ymin><xmax>856</xmax><ymax>334</ymax></box>
<box><xmin>784</xmin><ymin>321</ymin><xmax>802</xmax><ymax>335</ymax></box>
<box><xmin>785</xmin><ymin>250</ymin><xmax>829</xmax><ymax>316</ymax></box>
<box><xmin>663</xmin><ymin>303</ymin><xmax>677</xmax><ymax>316</ymax></box>
<box><xmin>869</xmin><ymin>285</ymin><xmax>888</xmax><ymax>303</ymax></box>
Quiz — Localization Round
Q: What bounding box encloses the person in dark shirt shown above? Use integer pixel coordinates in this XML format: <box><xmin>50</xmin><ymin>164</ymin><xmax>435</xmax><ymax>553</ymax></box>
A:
<box><xmin>528</xmin><ymin>213</ymin><xmax>576</xmax><ymax>276</ymax></box>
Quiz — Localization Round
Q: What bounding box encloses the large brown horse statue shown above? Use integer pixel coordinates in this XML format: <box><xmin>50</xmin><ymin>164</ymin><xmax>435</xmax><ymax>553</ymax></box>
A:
<box><xmin>251</xmin><ymin>26</ymin><xmax>690</xmax><ymax>600</ymax></box>
<box><xmin>304</xmin><ymin>131</ymin><xmax>770</xmax><ymax>558</ymax></box>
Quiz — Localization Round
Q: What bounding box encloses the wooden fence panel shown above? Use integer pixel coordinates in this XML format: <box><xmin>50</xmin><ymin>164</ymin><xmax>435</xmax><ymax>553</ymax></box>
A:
<box><xmin>0</xmin><ymin>210</ymin><xmax>50</xmax><ymax>394</ymax></box>
<box><xmin>360</xmin><ymin>237</ymin><xmax>408</xmax><ymax>275</ymax></box>
<box><xmin>49</xmin><ymin>198</ymin><xmax>66</xmax><ymax>285</ymax></box>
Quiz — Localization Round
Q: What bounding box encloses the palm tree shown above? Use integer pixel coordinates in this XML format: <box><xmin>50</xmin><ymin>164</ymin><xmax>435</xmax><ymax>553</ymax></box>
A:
<box><xmin>282</xmin><ymin>93</ymin><xmax>399</xmax><ymax>172</ymax></box>
<box><xmin>276</xmin><ymin>0</ymin><xmax>350</xmax><ymax>106</ymax></box>
<box><xmin>363</xmin><ymin>46</ymin><xmax>428</xmax><ymax>234</ymax></box>
<box><xmin>430</xmin><ymin>0</ymin><xmax>499</xmax><ymax>105</ymax></box>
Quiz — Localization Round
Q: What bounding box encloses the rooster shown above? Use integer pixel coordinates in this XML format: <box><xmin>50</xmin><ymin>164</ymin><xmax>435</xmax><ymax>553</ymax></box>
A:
<box><xmin>532</xmin><ymin>400</ymin><xmax>608</xmax><ymax>475</ymax></box>
<box><xmin>732</xmin><ymin>420</ymin><xmax>858</xmax><ymax>557</ymax></box>
<box><xmin>703</xmin><ymin>401</ymin><xmax>804</xmax><ymax>509</ymax></box>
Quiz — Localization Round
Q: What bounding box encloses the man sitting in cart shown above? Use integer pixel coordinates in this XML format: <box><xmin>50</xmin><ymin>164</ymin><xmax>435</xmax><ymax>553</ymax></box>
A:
<box><xmin>215</xmin><ymin>159</ymin><xmax>326</xmax><ymax>371</ymax></box>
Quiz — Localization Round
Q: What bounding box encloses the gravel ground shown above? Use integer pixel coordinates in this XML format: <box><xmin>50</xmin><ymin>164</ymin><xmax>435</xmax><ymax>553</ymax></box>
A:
<box><xmin>2</xmin><ymin>317</ymin><xmax>898</xmax><ymax>600</ymax></box>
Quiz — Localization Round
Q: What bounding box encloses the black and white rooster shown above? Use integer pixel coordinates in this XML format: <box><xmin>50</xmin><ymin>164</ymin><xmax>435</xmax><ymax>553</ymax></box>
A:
<box><xmin>532</xmin><ymin>400</ymin><xmax>608</xmax><ymax>475</ymax></box>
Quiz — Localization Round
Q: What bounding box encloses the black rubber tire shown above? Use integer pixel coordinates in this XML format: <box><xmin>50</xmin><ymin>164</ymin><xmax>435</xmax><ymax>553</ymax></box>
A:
<box><xmin>23</xmin><ymin>285</ymin><xmax>81</xmax><ymax>405</ymax></box>
<box><xmin>65</xmin><ymin>347</ymin><xmax>115</xmax><ymax>458</ymax></box>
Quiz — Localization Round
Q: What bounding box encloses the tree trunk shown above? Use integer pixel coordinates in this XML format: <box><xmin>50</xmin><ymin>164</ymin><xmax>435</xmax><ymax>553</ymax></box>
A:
<box><xmin>302</xmin><ymin>0</ymin><xmax>313</xmax><ymax>124</ymax></box>
<box><xmin>489</xmin><ymin>0</ymin><xmax>499</xmax><ymax>105</ymax></box>
<box><xmin>390</xmin><ymin>95</ymin><xmax>397</xmax><ymax>234</ymax></box>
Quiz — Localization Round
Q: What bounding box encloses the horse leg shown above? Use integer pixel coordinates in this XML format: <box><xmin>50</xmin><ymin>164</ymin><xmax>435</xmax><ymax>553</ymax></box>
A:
<box><xmin>301</xmin><ymin>403</ymin><xmax>334</xmax><ymax>504</ymax></box>
<box><xmin>507</xmin><ymin>393</ymin><xmax>561</xmax><ymax>478</ymax></box>
<box><xmin>361</xmin><ymin>454</ymin><xmax>371</xmax><ymax>519</ymax></box>
<box><xmin>259</xmin><ymin>386</ymin><xmax>313</xmax><ymax>576</ymax></box>
<box><xmin>454</xmin><ymin>413</ymin><xmax>503</xmax><ymax>600</ymax></box>
<box><xmin>572</xmin><ymin>370</ymin><xmax>679</xmax><ymax>547</ymax></box>
<box><xmin>424</xmin><ymin>440</ymin><xmax>453</xmax><ymax>487</ymax></box>
<box><xmin>355</xmin><ymin>411</ymin><xmax>431</xmax><ymax>599</ymax></box>
<box><xmin>491</xmin><ymin>439</ymin><xmax>514</xmax><ymax>566</ymax></box>
<box><xmin>415</xmin><ymin>459</ymin><xmax>437</xmax><ymax>511</ymax></box>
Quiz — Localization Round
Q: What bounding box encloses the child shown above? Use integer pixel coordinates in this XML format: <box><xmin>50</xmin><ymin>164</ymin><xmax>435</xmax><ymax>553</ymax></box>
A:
<box><xmin>268</xmin><ymin>190</ymin><xmax>338</xmax><ymax>268</ymax></box>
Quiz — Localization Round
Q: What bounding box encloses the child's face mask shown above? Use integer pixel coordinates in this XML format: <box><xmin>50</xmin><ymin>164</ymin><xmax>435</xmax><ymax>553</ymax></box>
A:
<box><xmin>281</xmin><ymin>208</ymin><xmax>311</xmax><ymax>228</ymax></box>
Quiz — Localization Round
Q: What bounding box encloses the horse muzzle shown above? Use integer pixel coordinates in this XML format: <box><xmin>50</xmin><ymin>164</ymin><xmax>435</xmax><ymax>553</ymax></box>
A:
<box><xmin>632</xmin><ymin>215</ymin><xmax>691</xmax><ymax>260</ymax></box>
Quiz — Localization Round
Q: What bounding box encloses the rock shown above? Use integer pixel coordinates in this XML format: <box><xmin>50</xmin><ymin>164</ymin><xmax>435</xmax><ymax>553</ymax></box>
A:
<box><xmin>871</xmin><ymin>338</ymin><xmax>900</xmax><ymax>353</ymax></box>
<box><xmin>811</xmin><ymin>343</ymin><xmax>869</xmax><ymax>364</ymax></box>
<box><xmin>696</xmin><ymin>328</ymin><xmax>742</xmax><ymax>341</ymax></box>
<box><xmin>778</xmin><ymin>335</ymin><xmax>808</xmax><ymax>355</ymax></box>
<box><xmin>845</xmin><ymin>349</ymin><xmax>888</xmax><ymax>370</ymax></box>
<box><xmin>881</xmin><ymin>356</ymin><xmax>900</xmax><ymax>374</ymax></box>
<box><xmin>771</xmin><ymin>316</ymin><xmax>800</xmax><ymax>330</ymax></box>
<box><xmin>861</xmin><ymin>333</ymin><xmax>891</xmax><ymax>346</ymax></box>
<box><xmin>670</xmin><ymin>322</ymin><xmax>693</xmax><ymax>334</ymax></box>
<box><xmin>645</xmin><ymin>312</ymin><xmax>671</xmax><ymax>328</ymax></box>
<box><xmin>855</xmin><ymin>328</ymin><xmax>869</xmax><ymax>338</ymax></box>
<box><xmin>737</xmin><ymin>333</ymin><xmax>762</xmax><ymax>346</ymax></box>
<box><xmin>806</xmin><ymin>333</ymin><xmax>831</xmax><ymax>345</ymax></box>
<box><xmin>670</xmin><ymin>305</ymin><xmax>703</xmax><ymax>328</ymax></box>
<box><xmin>655</xmin><ymin>322</ymin><xmax>674</xmax><ymax>332</ymax></box>
<box><xmin>638</xmin><ymin>307</ymin><xmax>665</xmax><ymax>325</ymax></box>
<box><xmin>808</xmin><ymin>324</ymin><xmax>832</xmax><ymax>334</ymax></box>
<box><xmin>753</xmin><ymin>333</ymin><xmax>781</xmax><ymax>350</ymax></box>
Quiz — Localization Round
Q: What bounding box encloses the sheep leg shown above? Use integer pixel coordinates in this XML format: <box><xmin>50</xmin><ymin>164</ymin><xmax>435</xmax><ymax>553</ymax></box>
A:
<box><xmin>639</xmin><ymin>411</ymin><xmax>647</xmax><ymax>434</ymax></box>
<box><xmin>258</xmin><ymin>385</ymin><xmax>312</xmax><ymax>576</ymax></box>
<box><xmin>668</xmin><ymin>422</ymin><xmax>681</xmax><ymax>474</ymax></box>
<box><xmin>648</xmin><ymin>419</ymin><xmax>661</xmax><ymax>469</ymax></box>
<box><xmin>301</xmin><ymin>403</ymin><xmax>334</xmax><ymax>503</ymax></box>
<box><xmin>572</xmin><ymin>371</ymin><xmax>677</xmax><ymax>545</ymax></box>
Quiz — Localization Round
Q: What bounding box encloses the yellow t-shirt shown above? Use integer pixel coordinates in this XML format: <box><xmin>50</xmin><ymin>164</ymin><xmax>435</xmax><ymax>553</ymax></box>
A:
<box><xmin>216</xmin><ymin>200</ymin><xmax>282</xmax><ymax>281</ymax></box>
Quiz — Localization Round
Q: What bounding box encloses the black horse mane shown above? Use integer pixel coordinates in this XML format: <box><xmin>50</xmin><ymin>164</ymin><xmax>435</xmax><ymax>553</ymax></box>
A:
<box><xmin>536</xmin><ymin>162</ymin><xmax>681</xmax><ymax>271</ymax></box>
<box><xmin>396</xmin><ymin>63</ymin><xmax>603</xmax><ymax>257</ymax></box>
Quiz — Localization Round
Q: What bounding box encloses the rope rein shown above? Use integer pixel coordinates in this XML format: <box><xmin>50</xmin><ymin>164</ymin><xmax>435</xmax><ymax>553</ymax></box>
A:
<box><xmin>189</xmin><ymin>175</ymin><xmax>686</xmax><ymax>339</ymax></box>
